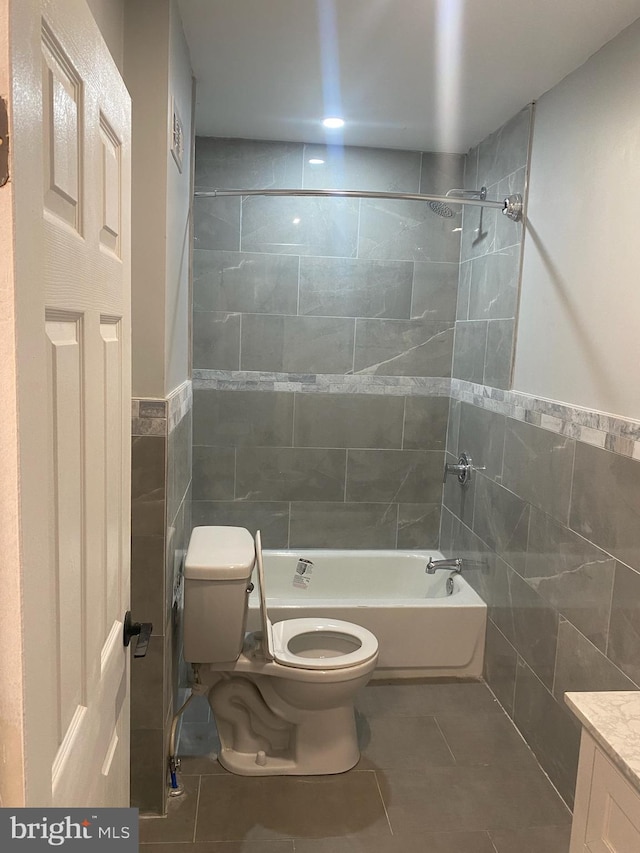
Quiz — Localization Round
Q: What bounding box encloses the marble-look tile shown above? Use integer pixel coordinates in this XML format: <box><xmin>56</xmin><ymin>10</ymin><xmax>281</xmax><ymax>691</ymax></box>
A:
<box><xmin>241</xmin><ymin>195</ymin><xmax>359</xmax><ymax>257</ymax></box>
<box><xmin>168</xmin><ymin>409</ymin><xmax>192</xmax><ymax>522</ymax></box>
<box><xmin>492</xmin><ymin>566</ymin><xmax>559</xmax><ymax>690</ymax></box>
<box><xmin>358</xmin><ymin>198</ymin><xmax>461</xmax><ymax>263</ymax></box>
<box><xmin>458</xmin><ymin>402</ymin><xmax>505</xmax><ymax>482</ymax></box>
<box><xmin>472</xmin><ymin>475</ymin><xmax>529</xmax><ymax>574</ymax></box>
<box><xmin>195</xmin><ymin>137</ymin><xmax>303</xmax><ymax>190</ymax></box>
<box><xmin>131</xmin><ymin>435</ymin><xmax>166</xmax><ymax>537</ymax></box>
<box><xmin>193</xmin><ymin>389</ymin><xmax>293</xmax><ymax>447</ymax></box>
<box><xmin>191</xmin><ymin>501</ymin><xmax>290</xmax><ymax>548</ymax></box>
<box><xmin>192</xmin><ymin>446</ymin><xmax>235</xmax><ymax>500</ymax></box>
<box><xmin>410</xmin><ymin>262</ymin><xmax>459</xmax><ymax>322</ymax></box>
<box><xmin>294</xmin><ymin>393</ymin><xmax>404</xmax><ymax>449</ymax></box>
<box><xmin>524</xmin><ymin>506</ymin><xmax>615</xmax><ymax>652</ymax></box>
<box><xmin>484</xmin><ymin>619</ymin><xmax>518</xmax><ymax>715</ymax></box>
<box><xmin>445</xmin><ymin>397</ymin><xmax>461</xmax><ymax>456</ymax></box>
<box><xmin>131</xmin><ymin>729</ymin><xmax>166</xmax><ymax>815</ymax></box>
<box><xmin>131</xmin><ymin>631</ymin><xmax>164</xmax><ymax>730</ymax></box>
<box><xmin>303</xmin><ymin>143</ymin><xmax>421</xmax><ymax>192</ymax></box>
<box><xmin>456</xmin><ymin>260</ymin><xmax>471</xmax><ymax>321</ymax></box>
<box><xmin>484</xmin><ymin>319</ymin><xmax>514</xmax><ymax>390</ymax></box>
<box><xmin>353</xmin><ymin>319</ymin><xmax>453</xmax><ymax>377</ymax></box>
<box><xmin>396</xmin><ymin>503</ymin><xmax>440</xmax><ymax>548</ymax></box>
<box><xmin>346</xmin><ymin>449</ymin><xmax>444</xmax><ymax>504</ymax></box>
<box><xmin>459</xmin><ymin>205</ymin><xmax>495</xmax><ymax>264</ymax></box>
<box><xmin>194</xmin><ymin>196</ymin><xmax>240</xmax><ymax>251</ymax></box>
<box><xmin>131</xmin><ymin>417</ymin><xmax>166</xmax><ymax>437</ymax></box>
<box><xmin>502</xmin><ymin>418</ymin><xmax>575</xmax><ymax>524</ymax></box>
<box><xmin>607</xmin><ymin>562</ymin><xmax>640</xmax><ymax>686</ymax></box>
<box><xmin>193</xmin><ymin>310</ymin><xmax>240</xmax><ymax>370</ymax></box>
<box><xmin>299</xmin><ymin>256</ymin><xmax>413</xmax><ymax>319</ymax></box>
<box><xmin>570</xmin><ymin>442</ymin><xmax>640</xmax><ymax>570</ymax></box>
<box><xmin>513</xmin><ymin>659</ymin><xmax>580</xmax><ymax>807</ymax></box>
<box><xmin>193</xmin><ymin>250</ymin><xmax>299</xmax><ymax>314</ymax></box>
<box><xmin>477</xmin><ymin>106</ymin><xmax>532</xmax><ymax>189</ymax></box>
<box><xmin>241</xmin><ymin>314</ymin><xmax>355</xmax><ymax>374</ymax></box>
<box><xmin>289</xmin><ymin>502</ymin><xmax>398</xmax><ymax>549</ymax></box>
<box><xmin>131</xmin><ymin>535</ymin><xmax>165</xmax><ymax>637</ymax></box>
<box><xmin>467</xmin><ymin>246</ymin><xmax>521</xmax><ymax>320</ymax></box>
<box><xmin>452</xmin><ymin>321</ymin><xmax>487</xmax><ymax>383</ymax></box>
<box><xmin>419</xmin><ymin>152</ymin><xmax>465</xmax><ymax>196</ymax></box>
<box><xmin>235</xmin><ymin>447</ymin><xmax>346</xmax><ymax>502</ymax></box>
<box><xmin>553</xmin><ymin>619</ymin><xmax>636</xmax><ymax>706</ymax></box>
<box><xmin>402</xmin><ymin>396</ymin><xmax>449</xmax><ymax>451</ymax></box>
<box><xmin>439</xmin><ymin>506</ymin><xmax>455</xmax><ymax>554</ymax></box>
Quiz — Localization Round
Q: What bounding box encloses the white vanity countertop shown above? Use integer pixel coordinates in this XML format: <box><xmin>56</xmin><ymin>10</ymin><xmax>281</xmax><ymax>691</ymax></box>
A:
<box><xmin>565</xmin><ymin>691</ymin><xmax>640</xmax><ymax>791</ymax></box>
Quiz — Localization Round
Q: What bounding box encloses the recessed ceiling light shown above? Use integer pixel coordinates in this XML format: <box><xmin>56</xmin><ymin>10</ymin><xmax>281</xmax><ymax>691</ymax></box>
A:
<box><xmin>308</xmin><ymin>158</ymin><xmax>325</xmax><ymax>165</ymax></box>
<box><xmin>322</xmin><ymin>117</ymin><xmax>344</xmax><ymax>129</ymax></box>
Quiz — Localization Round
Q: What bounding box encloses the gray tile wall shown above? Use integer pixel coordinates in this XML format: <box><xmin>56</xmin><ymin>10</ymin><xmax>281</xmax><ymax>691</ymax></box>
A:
<box><xmin>193</xmin><ymin>138</ymin><xmax>463</xmax><ymax>546</ymax></box>
<box><xmin>130</xmin><ymin>383</ymin><xmax>192</xmax><ymax>814</ymax></box>
<box><xmin>443</xmin><ymin>400</ymin><xmax>640</xmax><ymax>806</ymax></box>
<box><xmin>453</xmin><ymin>106</ymin><xmax>533</xmax><ymax>390</ymax></box>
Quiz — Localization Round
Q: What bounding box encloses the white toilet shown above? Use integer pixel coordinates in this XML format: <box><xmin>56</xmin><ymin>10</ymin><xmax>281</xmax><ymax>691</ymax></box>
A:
<box><xmin>183</xmin><ymin>525</ymin><xmax>379</xmax><ymax>776</ymax></box>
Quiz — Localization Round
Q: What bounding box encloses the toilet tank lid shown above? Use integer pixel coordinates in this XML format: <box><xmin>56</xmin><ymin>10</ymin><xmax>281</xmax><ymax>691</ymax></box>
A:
<box><xmin>184</xmin><ymin>526</ymin><xmax>255</xmax><ymax>580</ymax></box>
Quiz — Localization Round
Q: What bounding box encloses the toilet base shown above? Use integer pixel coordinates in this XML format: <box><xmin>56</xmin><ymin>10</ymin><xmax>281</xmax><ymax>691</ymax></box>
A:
<box><xmin>217</xmin><ymin>704</ymin><xmax>360</xmax><ymax>776</ymax></box>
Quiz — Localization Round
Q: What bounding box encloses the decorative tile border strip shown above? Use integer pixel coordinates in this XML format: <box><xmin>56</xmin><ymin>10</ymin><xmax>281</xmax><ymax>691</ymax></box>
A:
<box><xmin>167</xmin><ymin>379</ymin><xmax>193</xmax><ymax>433</ymax></box>
<box><xmin>192</xmin><ymin>370</ymin><xmax>451</xmax><ymax>397</ymax></box>
<box><xmin>451</xmin><ymin>379</ymin><xmax>640</xmax><ymax>461</ymax></box>
<box><xmin>191</xmin><ymin>371</ymin><xmax>640</xmax><ymax>461</ymax></box>
<box><xmin>131</xmin><ymin>398</ymin><xmax>167</xmax><ymax>437</ymax></box>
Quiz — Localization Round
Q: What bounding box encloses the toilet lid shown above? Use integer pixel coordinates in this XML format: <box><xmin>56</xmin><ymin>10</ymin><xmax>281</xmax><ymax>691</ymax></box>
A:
<box><xmin>254</xmin><ymin>530</ymin><xmax>275</xmax><ymax>661</ymax></box>
<box><xmin>253</xmin><ymin>534</ymin><xmax>378</xmax><ymax>670</ymax></box>
<box><xmin>271</xmin><ymin>618</ymin><xmax>379</xmax><ymax>670</ymax></box>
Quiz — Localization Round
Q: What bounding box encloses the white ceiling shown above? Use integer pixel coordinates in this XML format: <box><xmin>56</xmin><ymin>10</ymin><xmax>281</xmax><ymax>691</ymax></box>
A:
<box><xmin>177</xmin><ymin>0</ymin><xmax>640</xmax><ymax>153</ymax></box>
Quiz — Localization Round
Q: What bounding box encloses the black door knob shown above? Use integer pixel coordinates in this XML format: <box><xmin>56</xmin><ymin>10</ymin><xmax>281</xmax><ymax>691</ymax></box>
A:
<box><xmin>123</xmin><ymin>611</ymin><xmax>153</xmax><ymax>658</ymax></box>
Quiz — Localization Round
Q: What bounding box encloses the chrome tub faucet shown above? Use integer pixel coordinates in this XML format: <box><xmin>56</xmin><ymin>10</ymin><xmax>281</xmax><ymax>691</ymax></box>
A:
<box><xmin>426</xmin><ymin>556</ymin><xmax>462</xmax><ymax>574</ymax></box>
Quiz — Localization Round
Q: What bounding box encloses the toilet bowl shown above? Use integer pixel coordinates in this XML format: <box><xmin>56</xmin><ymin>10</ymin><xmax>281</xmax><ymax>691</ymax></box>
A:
<box><xmin>183</xmin><ymin>526</ymin><xmax>379</xmax><ymax>775</ymax></box>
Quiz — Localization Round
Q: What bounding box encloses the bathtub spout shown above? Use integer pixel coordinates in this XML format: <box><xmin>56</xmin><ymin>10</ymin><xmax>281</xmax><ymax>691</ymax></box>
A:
<box><xmin>426</xmin><ymin>557</ymin><xmax>462</xmax><ymax>574</ymax></box>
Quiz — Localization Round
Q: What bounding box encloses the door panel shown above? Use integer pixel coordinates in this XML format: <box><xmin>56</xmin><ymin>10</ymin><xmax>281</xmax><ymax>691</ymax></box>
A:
<box><xmin>10</xmin><ymin>0</ymin><xmax>131</xmax><ymax>807</ymax></box>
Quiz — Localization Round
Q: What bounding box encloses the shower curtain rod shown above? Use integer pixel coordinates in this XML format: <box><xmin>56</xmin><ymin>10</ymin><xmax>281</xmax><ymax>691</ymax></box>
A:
<box><xmin>193</xmin><ymin>187</ymin><xmax>523</xmax><ymax>220</ymax></box>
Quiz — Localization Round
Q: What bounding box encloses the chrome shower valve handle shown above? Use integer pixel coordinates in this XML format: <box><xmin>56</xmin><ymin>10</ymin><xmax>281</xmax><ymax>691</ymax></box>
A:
<box><xmin>443</xmin><ymin>452</ymin><xmax>473</xmax><ymax>485</ymax></box>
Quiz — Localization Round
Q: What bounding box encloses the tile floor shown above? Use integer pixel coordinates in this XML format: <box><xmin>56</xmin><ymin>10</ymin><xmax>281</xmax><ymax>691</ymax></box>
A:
<box><xmin>140</xmin><ymin>681</ymin><xmax>572</xmax><ymax>852</ymax></box>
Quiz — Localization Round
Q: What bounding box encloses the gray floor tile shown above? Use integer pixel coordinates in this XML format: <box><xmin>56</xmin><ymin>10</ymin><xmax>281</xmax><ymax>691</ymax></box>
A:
<box><xmin>357</xmin><ymin>714</ymin><xmax>455</xmax><ymax>770</ymax></box>
<box><xmin>378</xmin><ymin>766</ymin><xmax>571</xmax><ymax>834</ymax></box>
<box><xmin>356</xmin><ymin>681</ymin><xmax>501</xmax><ymax>718</ymax></box>
<box><xmin>294</xmin><ymin>830</ymin><xmax>496</xmax><ymax>852</ymax></box>
<box><xmin>139</xmin><ymin>776</ymin><xmax>200</xmax><ymax>843</ymax></box>
<box><xmin>195</xmin><ymin>771</ymin><xmax>391</xmax><ymax>842</ymax></box>
<box><xmin>435</xmin><ymin>712</ymin><xmax>540</xmax><ymax>768</ymax></box>
<box><xmin>489</xmin><ymin>824</ymin><xmax>571</xmax><ymax>853</ymax></box>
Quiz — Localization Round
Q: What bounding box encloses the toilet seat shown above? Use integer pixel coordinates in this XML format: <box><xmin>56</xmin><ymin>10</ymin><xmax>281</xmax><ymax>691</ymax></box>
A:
<box><xmin>254</xmin><ymin>531</ymin><xmax>378</xmax><ymax>672</ymax></box>
<box><xmin>271</xmin><ymin>618</ymin><xmax>378</xmax><ymax>670</ymax></box>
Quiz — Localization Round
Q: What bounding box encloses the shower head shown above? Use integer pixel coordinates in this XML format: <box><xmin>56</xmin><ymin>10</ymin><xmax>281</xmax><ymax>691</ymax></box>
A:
<box><xmin>428</xmin><ymin>187</ymin><xmax>488</xmax><ymax>218</ymax></box>
<box><xmin>428</xmin><ymin>200</ymin><xmax>456</xmax><ymax>218</ymax></box>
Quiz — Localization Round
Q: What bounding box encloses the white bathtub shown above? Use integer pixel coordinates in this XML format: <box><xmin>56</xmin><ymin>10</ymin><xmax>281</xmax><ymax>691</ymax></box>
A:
<box><xmin>248</xmin><ymin>549</ymin><xmax>487</xmax><ymax>679</ymax></box>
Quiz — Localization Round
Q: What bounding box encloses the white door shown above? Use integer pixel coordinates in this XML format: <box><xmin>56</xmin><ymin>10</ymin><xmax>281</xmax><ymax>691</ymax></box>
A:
<box><xmin>5</xmin><ymin>0</ymin><xmax>131</xmax><ymax>806</ymax></box>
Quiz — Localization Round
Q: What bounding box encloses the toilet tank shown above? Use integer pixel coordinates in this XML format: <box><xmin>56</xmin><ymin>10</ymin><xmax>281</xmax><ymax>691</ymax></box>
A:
<box><xmin>183</xmin><ymin>526</ymin><xmax>255</xmax><ymax>663</ymax></box>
